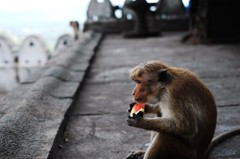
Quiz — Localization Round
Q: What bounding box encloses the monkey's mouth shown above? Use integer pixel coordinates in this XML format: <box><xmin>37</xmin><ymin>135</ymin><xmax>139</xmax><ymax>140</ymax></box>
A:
<box><xmin>134</xmin><ymin>97</ymin><xmax>145</xmax><ymax>104</ymax></box>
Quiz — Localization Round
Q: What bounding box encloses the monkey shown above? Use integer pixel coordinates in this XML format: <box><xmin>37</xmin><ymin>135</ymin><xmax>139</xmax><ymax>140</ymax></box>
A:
<box><xmin>69</xmin><ymin>21</ymin><xmax>80</xmax><ymax>40</ymax></box>
<box><xmin>127</xmin><ymin>61</ymin><xmax>217</xmax><ymax>159</ymax></box>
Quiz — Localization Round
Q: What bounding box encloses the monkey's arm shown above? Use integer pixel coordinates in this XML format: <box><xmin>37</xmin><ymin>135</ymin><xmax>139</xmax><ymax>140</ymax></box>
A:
<box><xmin>127</xmin><ymin>117</ymin><xmax>197</xmax><ymax>137</ymax></box>
<box><xmin>144</xmin><ymin>103</ymin><xmax>161</xmax><ymax>116</ymax></box>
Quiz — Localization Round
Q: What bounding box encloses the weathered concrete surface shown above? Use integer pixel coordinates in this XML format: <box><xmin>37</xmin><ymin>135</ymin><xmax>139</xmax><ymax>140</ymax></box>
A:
<box><xmin>210</xmin><ymin>133</ymin><xmax>240</xmax><ymax>159</ymax></box>
<box><xmin>0</xmin><ymin>31</ymin><xmax>102</xmax><ymax>158</ymax></box>
<box><xmin>55</xmin><ymin>33</ymin><xmax>240</xmax><ymax>158</ymax></box>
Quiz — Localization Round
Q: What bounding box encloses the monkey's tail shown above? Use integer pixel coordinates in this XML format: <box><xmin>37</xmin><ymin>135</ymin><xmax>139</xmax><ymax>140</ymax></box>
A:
<box><xmin>207</xmin><ymin>128</ymin><xmax>240</xmax><ymax>154</ymax></box>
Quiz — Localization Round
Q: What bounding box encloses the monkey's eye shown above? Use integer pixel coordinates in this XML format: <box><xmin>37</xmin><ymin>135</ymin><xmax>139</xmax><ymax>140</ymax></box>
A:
<box><xmin>135</xmin><ymin>80</ymin><xmax>141</xmax><ymax>84</ymax></box>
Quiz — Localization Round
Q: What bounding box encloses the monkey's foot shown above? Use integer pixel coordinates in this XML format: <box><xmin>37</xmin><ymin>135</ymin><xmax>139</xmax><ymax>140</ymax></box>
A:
<box><xmin>127</xmin><ymin>151</ymin><xmax>145</xmax><ymax>159</ymax></box>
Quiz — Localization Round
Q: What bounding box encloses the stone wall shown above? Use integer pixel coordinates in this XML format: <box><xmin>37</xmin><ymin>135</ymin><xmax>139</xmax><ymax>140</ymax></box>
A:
<box><xmin>0</xmin><ymin>31</ymin><xmax>102</xmax><ymax>158</ymax></box>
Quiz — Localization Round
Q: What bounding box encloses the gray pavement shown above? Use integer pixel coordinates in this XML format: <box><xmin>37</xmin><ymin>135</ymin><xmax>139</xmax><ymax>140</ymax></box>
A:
<box><xmin>53</xmin><ymin>33</ymin><xmax>240</xmax><ymax>159</ymax></box>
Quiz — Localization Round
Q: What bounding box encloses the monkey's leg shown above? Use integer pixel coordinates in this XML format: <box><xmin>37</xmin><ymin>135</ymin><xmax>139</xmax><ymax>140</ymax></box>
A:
<box><xmin>127</xmin><ymin>150</ymin><xmax>145</xmax><ymax>159</ymax></box>
<box><xmin>144</xmin><ymin>133</ymin><xmax>197</xmax><ymax>159</ymax></box>
<box><xmin>144</xmin><ymin>133</ymin><xmax>163</xmax><ymax>159</ymax></box>
<box><xmin>127</xmin><ymin>132</ymin><xmax>157</xmax><ymax>159</ymax></box>
<box><xmin>150</xmin><ymin>131</ymin><xmax>157</xmax><ymax>141</ymax></box>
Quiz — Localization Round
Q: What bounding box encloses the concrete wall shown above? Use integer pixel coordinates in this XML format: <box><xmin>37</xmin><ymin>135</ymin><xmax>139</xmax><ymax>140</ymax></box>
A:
<box><xmin>0</xmin><ymin>31</ymin><xmax>102</xmax><ymax>158</ymax></box>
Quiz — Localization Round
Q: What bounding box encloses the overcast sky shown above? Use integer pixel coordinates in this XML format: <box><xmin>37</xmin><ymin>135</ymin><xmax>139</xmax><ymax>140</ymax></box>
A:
<box><xmin>0</xmin><ymin>0</ymin><xmax>124</xmax><ymax>42</ymax></box>
<box><xmin>0</xmin><ymin>0</ymin><xmax>126</xmax><ymax>27</ymax></box>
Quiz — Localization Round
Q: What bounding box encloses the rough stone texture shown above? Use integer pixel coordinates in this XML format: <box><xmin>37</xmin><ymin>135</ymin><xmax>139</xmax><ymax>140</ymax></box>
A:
<box><xmin>57</xmin><ymin>114</ymin><xmax>149</xmax><ymax>159</ymax></box>
<box><xmin>43</xmin><ymin>66</ymin><xmax>85</xmax><ymax>82</ymax></box>
<box><xmin>72</xmin><ymin>83</ymin><xmax>133</xmax><ymax>115</ymax></box>
<box><xmin>209</xmin><ymin>134</ymin><xmax>240</xmax><ymax>159</ymax></box>
<box><xmin>0</xmin><ymin>31</ymin><xmax>102</xmax><ymax>158</ymax></box>
<box><xmin>0</xmin><ymin>91</ymin><xmax>72</xmax><ymax>158</ymax></box>
<box><xmin>31</xmin><ymin>77</ymin><xmax>80</xmax><ymax>98</ymax></box>
<box><xmin>55</xmin><ymin>33</ymin><xmax>240</xmax><ymax>158</ymax></box>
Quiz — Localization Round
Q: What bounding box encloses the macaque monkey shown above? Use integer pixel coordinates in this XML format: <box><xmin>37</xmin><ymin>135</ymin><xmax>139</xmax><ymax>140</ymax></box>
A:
<box><xmin>69</xmin><ymin>21</ymin><xmax>80</xmax><ymax>40</ymax></box>
<box><xmin>127</xmin><ymin>61</ymin><xmax>217</xmax><ymax>159</ymax></box>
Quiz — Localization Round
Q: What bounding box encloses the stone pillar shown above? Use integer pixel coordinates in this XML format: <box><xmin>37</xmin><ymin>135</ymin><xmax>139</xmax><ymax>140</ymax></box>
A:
<box><xmin>123</xmin><ymin>0</ymin><xmax>160</xmax><ymax>38</ymax></box>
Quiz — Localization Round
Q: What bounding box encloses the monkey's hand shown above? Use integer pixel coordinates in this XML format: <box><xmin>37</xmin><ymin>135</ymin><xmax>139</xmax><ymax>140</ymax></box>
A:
<box><xmin>127</xmin><ymin>114</ymin><xmax>143</xmax><ymax>127</ymax></box>
<box><xmin>128</xmin><ymin>102</ymin><xmax>136</xmax><ymax>112</ymax></box>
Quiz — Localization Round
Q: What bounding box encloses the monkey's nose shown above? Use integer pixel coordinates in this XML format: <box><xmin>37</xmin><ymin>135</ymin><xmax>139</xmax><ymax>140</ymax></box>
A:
<box><xmin>132</xmin><ymin>91</ymin><xmax>135</xmax><ymax>96</ymax></box>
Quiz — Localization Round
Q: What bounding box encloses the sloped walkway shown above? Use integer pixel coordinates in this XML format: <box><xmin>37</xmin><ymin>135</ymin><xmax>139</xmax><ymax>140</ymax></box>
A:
<box><xmin>54</xmin><ymin>33</ymin><xmax>240</xmax><ymax>159</ymax></box>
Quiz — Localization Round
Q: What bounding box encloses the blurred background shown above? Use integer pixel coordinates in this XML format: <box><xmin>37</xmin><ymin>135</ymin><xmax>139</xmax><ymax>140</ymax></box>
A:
<box><xmin>0</xmin><ymin>0</ymin><xmax>190</xmax><ymax>51</ymax></box>
<box><xmin>1</xmin><ymin>0</ymin><xmax>192</xmax><ymax>94</ymax></box>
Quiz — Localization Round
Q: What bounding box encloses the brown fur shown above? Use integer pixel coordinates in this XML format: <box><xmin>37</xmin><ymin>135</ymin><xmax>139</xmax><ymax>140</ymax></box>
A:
<box><xmin>127</xmin><ymin>61</ymin><xmax>217</xmax><ymax>159</ymax></box>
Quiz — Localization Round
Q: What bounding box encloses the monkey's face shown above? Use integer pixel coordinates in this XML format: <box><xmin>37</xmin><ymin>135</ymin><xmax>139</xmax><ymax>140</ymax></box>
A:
<box><xmin>132</xmin><ymin>74</ymin><xmax>160</xmax><ymax>104</ymax></box>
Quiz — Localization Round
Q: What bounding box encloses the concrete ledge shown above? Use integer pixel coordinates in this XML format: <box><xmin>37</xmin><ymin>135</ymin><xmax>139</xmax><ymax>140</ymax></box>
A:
<box><xmin>83</xmin><ymin>17</ymin><xmax>189</xmax><ymax>34</ymax></box>
<box><xmin>0</xmin><ymin>31</ymin><xmax>103</xmax><ymax>158</ymax></box>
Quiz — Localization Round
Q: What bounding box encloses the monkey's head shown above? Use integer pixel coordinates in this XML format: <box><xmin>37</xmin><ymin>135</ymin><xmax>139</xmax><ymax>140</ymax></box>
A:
<box><xmin>130</xmin><ymin>61</ymin><xmax>172</xmax><ymax>104</ymax></box>
<box><xmin>69</xmin><ymin>21</ymin><xmax>79</xmax><ymax>29</ymax></box>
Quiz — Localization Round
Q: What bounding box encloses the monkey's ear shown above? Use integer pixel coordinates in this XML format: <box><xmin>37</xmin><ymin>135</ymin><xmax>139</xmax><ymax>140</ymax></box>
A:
<box><xmin>158</xmin><ymin>69</ymin><xmax>171</xmax><ymax>83</ymax></box>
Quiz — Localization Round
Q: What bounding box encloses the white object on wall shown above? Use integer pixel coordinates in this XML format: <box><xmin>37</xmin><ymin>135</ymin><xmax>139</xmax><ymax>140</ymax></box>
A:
<box><xmin>18</xmin><ymin>35</ymin><xmax>49</xmax><ymax>83</ymax></box>
<box><xmin>0</xmin><ymin>36</ymin><xmax>18</xmax><ymax>92</ymax></box>
<box><xmin>54</xmin><ymin>34</ymin><xmax>74</xmax><ymax>56</ymax></box>
<box><xmin>18</xmin><ymin>35</ymin><xmax>50</xmax><ymax>67</ymax></box>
